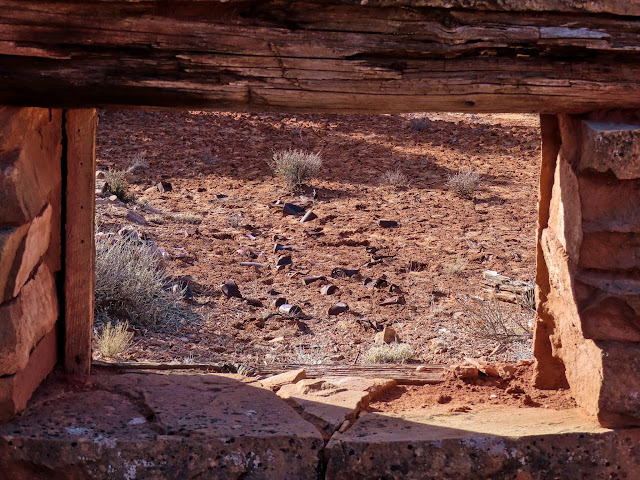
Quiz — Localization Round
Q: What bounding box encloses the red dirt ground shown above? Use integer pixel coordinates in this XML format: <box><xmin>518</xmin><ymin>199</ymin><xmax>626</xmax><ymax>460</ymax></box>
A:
<box><xmin>368</xmin><ymin>361</ymin><xmax>576</xmax><ymax>413</ymax></box>
<box><xmin>94</xmin><ymin>110</ymin><xmax>541</xmax><ymax>370</ymax></box>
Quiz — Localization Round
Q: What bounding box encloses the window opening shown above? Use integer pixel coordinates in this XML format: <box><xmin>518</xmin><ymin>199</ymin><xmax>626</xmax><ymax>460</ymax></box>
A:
<box><xmin>93</xmin><ymin>110</ymin><xmax>539</xmax><ymax>374</ymax></box>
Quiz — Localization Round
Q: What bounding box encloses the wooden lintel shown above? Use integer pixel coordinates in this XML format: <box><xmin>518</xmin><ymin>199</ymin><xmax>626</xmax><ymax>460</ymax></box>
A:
<box><xmin>1</xmin><ymin>1</ymin><xmax>640</xmax><ymax>113</ymax></box>
<box><xmin>63</xmin><ymin>109</ymin><xmax>97</xmax><ymax>375</ymax></box>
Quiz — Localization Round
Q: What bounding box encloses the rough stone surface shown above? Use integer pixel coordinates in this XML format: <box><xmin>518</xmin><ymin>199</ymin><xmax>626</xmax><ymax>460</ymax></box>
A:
<box><xmin>259</xmin><ymin>368</ymin><xmax>306</xmax><ymax>391</ymax></box>
<box><xmin>580</xmin><ymin>121</ymin><xmax>640</xmax><ymax>179</ymax></box>
<box><xmin>0</xmin><ymin>327</ymin><xmax>56</xmax><ymax>422</ymax></box>
<box><xmin>579</xmin><ymin>174</ymin><xmax>640</xmax><ymax>233</ymax></box>
<box><xmin>0</xmin><ymin>223</ymin><xmax>29</xmax><ymax>303</ymax></box>
<box><xmin>580</xmin><ymin>232</ymin><xmax>640</xmax><ymax>270</ymax></box>
<box><xmin>575</xmin><ymin>270</ymin><xmax>640</xmax><ymax>342</ymax></box>
<box><xmin>546</xmin><ymin>154</ymin><xmax>582</xmax><ymax>264</ymax></box>
<box><xmin>325</xmin><ymin>408</ymin><xmax>640</xmax><ymax>480</ymax></box>
<box><xmin>4</xmin><ymin>204</ymin><xmax>52</xmax><ymax>302</ymax></box>
<box><xmin>542</xmin><ymin>228</ymin><xmax>640</xmax><ymax>427</ymax></box>
<box><xmin>0</xmin><ymin>263</ymin><xmax>59</xmax><ymax>376</ymax></box>
<box><xmin>0</xmin><ymin>371</ymin><xmax>323</xmax><ymax>479</ymax></box>
<box><xmin>374</xmin><ymin>326</ymin><xmax>399</xmax><ymax>344</ymax></box>
<box><xmin>278</xmin><ymin>376</ymin><xmax>396</xmax><ymax>440</ymax></box>
<box><xmin>0</xmin><ymin>108</ymin><xmax>62</xmax><ymax>226</ymax></box>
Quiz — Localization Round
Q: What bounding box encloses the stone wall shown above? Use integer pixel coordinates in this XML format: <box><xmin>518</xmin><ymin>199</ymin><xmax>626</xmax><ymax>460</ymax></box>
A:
<box><xmin>0</xmin><ymin>107</ymin><xmax>63</xmax><ymax>421</ymax></box>
<box><xmin>534</xmin><ymin>113</ymin><xmax>640</xmax><ymax>427</ymax></box>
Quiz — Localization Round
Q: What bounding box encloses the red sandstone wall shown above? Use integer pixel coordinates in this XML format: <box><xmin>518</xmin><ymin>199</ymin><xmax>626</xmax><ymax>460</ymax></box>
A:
<box><xmin>0</xmin><ymin>107</ymin><xmax>63</xmax><ymax>421</ymax></box>
<box><xmin>534</xmin><ymin>113</ymin><xmax>640</xmax><ymax>427</ymax></box>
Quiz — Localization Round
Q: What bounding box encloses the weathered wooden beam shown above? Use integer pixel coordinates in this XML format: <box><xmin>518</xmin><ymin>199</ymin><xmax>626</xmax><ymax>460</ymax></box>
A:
<box><xmin>63</xmin><ymin>109</ymin><xmax>97</xmax><ymax>375</ymax></box>
<box><xmin>1</xmin><ymin>1</ymin><xmax>640</xmax><ymax>113</ymax></box>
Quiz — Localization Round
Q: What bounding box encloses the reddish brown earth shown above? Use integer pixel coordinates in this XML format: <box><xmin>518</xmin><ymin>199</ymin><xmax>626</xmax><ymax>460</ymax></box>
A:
<box><xmin>94</xmin><ymin>110</ymin><xmax>540</xmax><ymax>369</ymax></box>
<box><xmin>368</xmin><ymin>361</ymin><xmax>576</xmax><ymax>413</ymax></box>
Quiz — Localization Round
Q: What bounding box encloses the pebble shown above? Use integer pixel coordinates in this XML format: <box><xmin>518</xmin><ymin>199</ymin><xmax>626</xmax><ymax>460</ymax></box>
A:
<box><xmin>328</xmin><ymin>302</ymin><xmax>349</xmax><ymax>316</ymax></box>
<box><xmin>126</xmin><ymin>211</ymin><xmax>147</xmax><ymax>225</ymax></box>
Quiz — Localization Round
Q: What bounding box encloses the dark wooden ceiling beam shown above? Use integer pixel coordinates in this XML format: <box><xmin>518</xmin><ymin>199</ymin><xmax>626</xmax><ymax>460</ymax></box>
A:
<box><xmin>1</xmin><ymin>1</ymin><xmax>640</xmax><ymax>113</ymax></box>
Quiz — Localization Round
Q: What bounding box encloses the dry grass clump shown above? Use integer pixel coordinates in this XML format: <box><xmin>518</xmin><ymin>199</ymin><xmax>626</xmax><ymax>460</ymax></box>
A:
<box><xmin>171</xmin><ymin>212</ymin><xmax>203</xmax><ymax>224</ymax></box>
<box><xmin>290</xmin><ymin>344</ymin><xmax>328</xmax><ymax>365</ymax></box>
<box><xmin>95</xmin><ymin>235</ymin><xmax>187</xmax><ymax>328</ymax></box>
<box><xmin>442</xmin><ymin>255</ymin><xmax>468</xmax><ymax>275</ymax></box>
<box><xmin>411</xmin><ymin>117</ymin><xmax>431</xmax><ymax>132</ymax></box>
<box><xmin>103</xmin><ymin>169</ymin><xmax>135</xmax><ymax>203</ymax></box>
<box><xmin>465</xmin><ymin>298</ymin><xmax>532</xmax><ymax>343</ymax></box>
<box><xmin>380</xmin><ymin>168</ymin><xmax>409</xmax><ymax>187</ymax></box>
<box><xmin>446</xmin><ymin>167</ymin><xmax>482</xmax><ymax>199</ymax></box>
<box><xmin>365</xmin><ymin>343</ymin><xmax>415</xmax><ymax>364</ymax></box>
<box><xmin>272</xmin><ymin>148</ymin><xmax>322</xmax><ymax>191</ymax></box>
<box><xmin>147</xmin><ymin>212</ymin><xmax>203</xmax><ymax>225</ymax></box>
<box><xmin>126</xmin><ymin>156</ymin><xmax>148</xmax><ymax>174</ymax></box>
<box><xmin>95</xmin><ymin>321</ymin><xmax>134</xmax><ymax>359</ymax></box>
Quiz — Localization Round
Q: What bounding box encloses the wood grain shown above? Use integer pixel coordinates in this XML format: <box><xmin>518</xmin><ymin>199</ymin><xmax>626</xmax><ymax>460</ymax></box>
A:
<box><xmin>64</xmin><ymin>109</ymin><xmax>97</xmax><ymax>375</ymax></box>
<box><xmin>1</xmin><ymin>1</ymin><xmax>640</xmax><ymax>112</ymax></box>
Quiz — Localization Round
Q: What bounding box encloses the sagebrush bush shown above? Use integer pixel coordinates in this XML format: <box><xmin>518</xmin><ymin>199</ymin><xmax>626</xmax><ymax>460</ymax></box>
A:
<box><xmin>272</xmin><ymin>149</ymin><xmax>322</xmax><ymax>190</ymax></box>
<box><xmin>103</xmin><ymin>169</ymin><xmax>135</xmax><ymax>202</ymax></box>
<box><xmin>381</xmin><ymin>168</ymin><xmax>409</xmax><ymax>187</ymax></box>
<box><xmin>446</xmin><ymin>167</ymin><xmax>482</xmax><ymax>199</ymax></box>
<box><xmin>95</xmin><ymin>236</ymin><xmax>187</xmax><ymax>328</ymax></box>
<box><xmin>411</xmin><ymin>117</ymin><xmax>431</xmax><ymax>132</ymax></box>
<box><xmin>95</xmin><ymin>321</ymin><xmax>134</xmax><ymax>358</ymax></box>
<box><xmin>465</xmin><ymin>298</ymin><xmax>532</xmax><ymax>343</ymax></box>
<box><xmin>365</xmin><ymin>343</ymin><xmax>415</xmax><ymax>364</ymax></box>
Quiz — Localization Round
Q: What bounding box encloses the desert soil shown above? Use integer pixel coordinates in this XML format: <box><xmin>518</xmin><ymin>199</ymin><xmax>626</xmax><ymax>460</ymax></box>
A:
<box><xmin>94</xmin><ymin>110</ymin><xmax>541</xmax><ymax>371</ymax></box>
<box><xmin>368</xmin><ymin>361</ymin><xmax>576</xmax><ymax>413</ymax></box>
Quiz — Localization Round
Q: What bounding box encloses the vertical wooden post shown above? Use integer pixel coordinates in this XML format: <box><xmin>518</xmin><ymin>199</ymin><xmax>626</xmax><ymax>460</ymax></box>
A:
<box><xmin>64</xmin><ymin>109</ymin><xmax>97</xmax><ymax>374</ymax></box>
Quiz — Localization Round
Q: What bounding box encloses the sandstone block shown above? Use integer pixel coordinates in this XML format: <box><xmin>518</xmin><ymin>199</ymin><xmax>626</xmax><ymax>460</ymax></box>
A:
<box><xmin>0</xmin><ymin>109</ymin><xmax>62</xmax><ymax>225</ymax></box>
<box><xmin>0</xmin><ymin>327</ymin><xmax>57</xmax><ymax>422</ymax></box>
<box><xmin>579</xmin><ymin>175</ymin><xmax>640</xmax><ymax>233</ymax></box>
<box><xmin>260</xmin><ymin>368</ymin><xmax>306</xmax><ymax>391</ymax></box>
<box><xmin>0</xmin><ymin>371</ymin><xmax>323</xmax><ymax>477</ymax></box>
<box><xmin>580</xmin><ymin>121</ymin><xmax>640</xmax><ymax>179</ymax></box>
<box><xmin>595</xmin><ymin>340</ymin><xmax>640</xmax><ymax>427</ymax></box>
<box><xmin>0</xmin><ymin>263</ymin><xmax>59</xmax><ymax>376</ymax></box>
<box><xmin>326</xmin><ymin>408</ymin><xmax>640</xmax><ymax>480</ymax></box>
<box><xmin>374</xmin><ymin>326</ymin><xmax>399</xmax><ymax>344</ymax></box>
<box><xmin>0</xmin><ymin>224</ymin><xmax>29</xmax><ymax>303</ymax></box>
<box><xmin>278</xmin><ymin>376</ymin><xmax>396</xmax><ymax>440</ymax></box>
<box><xmin>450</xmin><ymin>364</ymin><xmax>478</xmax><ymax>379</ymax></box>
<box><xmin>547</xmin><ymin>156</ymin><xmax>582</xmax><ymax>264</ymax></box>
<box><xmin>575</xmin><ymin>271</ymin><xmax>640</xmax><ymax>342</ymax></box>
<box><xmin>580</xmin><ymin>232</ymin><xmax>640</xmax><ymax>270</ymax></box>
<box><xmin>0</xmin><ymin>204</ymin><xmax>52</xmax><ymax>302</ymax></box>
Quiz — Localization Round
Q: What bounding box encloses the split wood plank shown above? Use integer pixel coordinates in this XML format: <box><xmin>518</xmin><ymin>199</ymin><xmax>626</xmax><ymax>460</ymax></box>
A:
<box><xmin>1</xmin><ymin>2</ymin><xmax>640</xmax><ymax>112</ymax></box>
<box><xmin>258</xmin><ymin>364</ymin><xmax>447</xmax><ymax>384</ymax></box>
<box><xmin>92</xmin><ymin>361</ymin><xmax>447</xmax><ymax>384</ymax></box>
<box><xmin>64</xmin><ymin>109</ymin><xmax>97</xmax><ymax>374</ymax></box>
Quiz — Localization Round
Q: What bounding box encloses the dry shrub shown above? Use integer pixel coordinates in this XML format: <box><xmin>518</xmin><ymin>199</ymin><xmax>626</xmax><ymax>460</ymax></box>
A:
<box><xmin>272</xmin><ymin>148</ymin><xmax>322</xmax><ymax>191</ymax></box>
<box><xmin>411</xmin><ymin>117</ymin><xmax>431</xmax><ymax>132</ymax></box>
<box><xmin>365</xmin><ymin>343</ymin><xmax>414</xmax><ymax>364</ymax></box>
<box><xmin>381</xmin><ymin>169</ymin><xmax>409</xmax><ymax>187</ymax></box>
<box><xmin>95</xmin><ymin>236</ymin><xmax>188</xmax><ymax>328</ymax></box>
<box><xmin>95</xmin><ymin>321</ymin><xmax>134</xmax><ymax>358</ymax></box>
<box><xmin>442</xmin><ymin>255</ymin><xmax>468</xmax><ymax>275</ymax></box>
<box><xmin>446</xmin><ymin>167</ymin><xmax>482</xmax><ymax>199</ymax></box>
<box><xmin>171</xmin><ymin>212</ymin><xmax>203</xmax><ymax>224</ymax></box>
<box><xmin>290</xmin><ymin>344</ymin><xmax>328</xmax><ymax>365</ymax></box>
<box><xmin>103</xmin><ymin>169</ymin><xmax>135</xmax><ymax>203</ymax></box>
<box><xmin>465</xmin><ymin>297</ymin><xmax>532</xmax><ymax>343</ymax></box>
